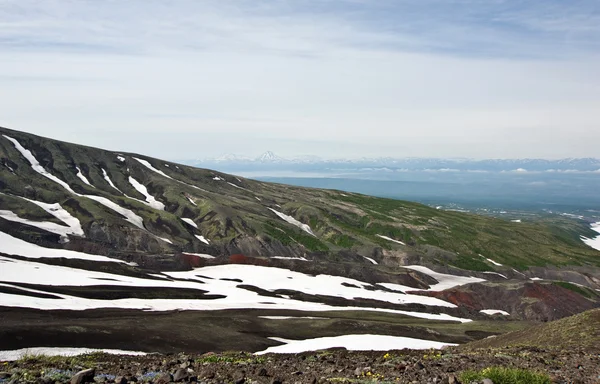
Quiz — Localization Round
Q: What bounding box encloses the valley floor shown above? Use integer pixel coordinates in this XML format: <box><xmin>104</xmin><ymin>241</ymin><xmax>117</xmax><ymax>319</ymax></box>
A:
<box><xmin>1</xmin><ymin>346</ymin><xmax>599</xmax><ymax>384</ymax></box>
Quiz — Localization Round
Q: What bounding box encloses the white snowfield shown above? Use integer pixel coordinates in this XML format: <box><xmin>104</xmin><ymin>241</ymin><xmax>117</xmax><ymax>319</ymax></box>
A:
<box><xmin>0</xmin><ymin>232</ymin><xmax>128</xmax><ymax>264</ymax></box>
<box><xmin>480</xmin><ymin>309</ymin><xmax>510</xmax><ymax>316</ymax></box>
<box><xmin>268</xmin><ymin>208</ymin><xmax>315</xmax><ymax>236</ymax></box>
<box><xmin>0</xmin><ymin>347</ymin><xmax>146</xmax><ymax>362</ymax></box>
<box><xmin>128</xmin><ymin>176</ymin><xmax>165</xmax><ymax>210</ymax></box>
<box><xmin>182</xmin><ymin>218</ymin><xmax>199</xmax><ymax>229</ymax></box>
<box><xmin>75</xmin><ymin>167</ymin><xmax>94</xmax><ymax>187</ymax></box>
<box><xmin>167</xmin><ymin>264</ymin><xmax>459</xmax><ymax>309</ymax></box>
<box><xmin>582</xmin><ymin>222</ymin><xmax>600</xmax><ymax>252</ymax></box>
<box><xmin>382</xmin><ymin>265</ymin><xmax>485</xmax><ymax>292</ymax></box>
<box><xmin>0</xmin><ymin>257</ymin><xmax>471</xmax><ymax>322</ymax></box>
<box><xmin>195</xmin><ymin>235</ymin><xmax>210</xmax><ymax>245</ymax></box>
<box><xmin>255</xmin><ymin>335</ymin><xmax>457</xmax><ymax>355</ymax></box>
<box><xmin>376</xmin><ymin>234</ymin><xmax>405</xmax><ymax>245</ymax></box>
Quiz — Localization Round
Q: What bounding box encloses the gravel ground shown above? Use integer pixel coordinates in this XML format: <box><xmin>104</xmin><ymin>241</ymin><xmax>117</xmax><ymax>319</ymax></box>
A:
<box><xmin>1</xmin><ymin>346</ymin><xmax>599</xmax><ymax>384</ymax></box>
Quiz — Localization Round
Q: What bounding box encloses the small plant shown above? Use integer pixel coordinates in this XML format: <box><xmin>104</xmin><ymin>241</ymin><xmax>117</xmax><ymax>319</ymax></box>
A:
<box><xmin>460</xmin><ymin>366</ymin><xmax>551</xmax><ymax>384</ymax></box>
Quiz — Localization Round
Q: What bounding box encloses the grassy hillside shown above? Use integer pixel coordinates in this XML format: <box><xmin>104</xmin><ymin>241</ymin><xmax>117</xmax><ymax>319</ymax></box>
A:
<box><xmin>1</xmin><ymin>125</ymin><xmax>599</xmax><ymax>273</ymax></box>
<box><xmin>461</xmin><ymin>308</ymin><xmax>600</xmax><ymax>351</ymax></box>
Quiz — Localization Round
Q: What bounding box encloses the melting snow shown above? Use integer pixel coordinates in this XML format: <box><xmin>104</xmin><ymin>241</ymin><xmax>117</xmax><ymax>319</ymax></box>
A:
<box><xmin>398</xmin><ymin>265</ymin><xmax>485</xmax><ymax>291</ymax></box>
<box><xmin>0</xmin><ymin>347</ymin><xmax>146</xmax><ymax>361</ymax></box>
<box><xmin>102</xmin><ymin>169</ymin><xmax>122</xmax><ymax>193</ymax></box>
<box><xmin>3</xmin><ymin>135</ymin><xmax>76</xmax><ymax>194</ymax></box>
<box><xmin>511</xmin><ymin>219</ymin><xmax>522</xmax><ymax>223</ymax></box>
<box><xmin>0</xmin><ymin>197</ymin><xmax>84</xmax><ymax>240</ymax></box>
<box><xmin>182</xmin><ymin>252</ymin><xmax>214</xmax><ymax>259</ymax></box>
<box><xmin>213</xmin><ymin>176</ymin><xmax>223</xmax><ymax>181</ymax></box>
<box><xmin>186</xmin><ymin>195</ymin><xmax>198</xmax><ymax>206</ymax></box>
<box><xmin>582</xmin><ymin>222</ymin><xmax>600</xmax><ymax>252</ymax></box>
<box><xmin>117</xmin><ymin>155</ymin><xmax>126</xmax><ymax>162</ymax></box>
<box><xmin>195</xmin><ymin>235</ymin><xmax>210</xmax><ymax>245</ymax></box>
<box><xmin>480</xmin><ymin>309</ymin><xmax>510</xmax><ymax>316</ymax></box>
<box><xmin>258</xmin><ymin>316</ymin><xmax>329</xmax><ymax>320</ymax></box>
<box><xmin>255</xmin><ymin>334</ymin><xmax>457</xmax><ymax>355</ymax></box>
<box><xmin>268</xmin><ymin>208</ymin><xmax>315</xmax><ymax>236</ymax></box>
<box><xmin>482</xmin><ymin>272</ymin><xmax>508</xmax><ymax>279</ymax></box>
<box><xmin>271</xmin><ymin>256</ymin><xmax>309</xmax><ymax>261</ymax></box>
<box><xmin>128</xmin><ymin>176</ymin><xmax>165</xmax><ymax>210</ymax></box>
<box><xmin>133</xmin><ymin>157</ymin><xmax>174</xmax><ymax>180</ymax></box>
<box><xmin>530</xmin><ymin>277</ymin><xmax>543</xmax><ymax>281</ymax></box>
<box><xmin>376</xmin><ymin>235</ymin><xmax>405</xmax><ymax>246</ymax></box>
<box><xmin>363</xmin><ymin>256</ymin><xmax>378</xmax><ymax>265</ymax></box>
<box><xmin>75</xmin><ymin>167</ymin><xmax>94</xmax><ymax>187</ymax></box>
<box><xmin>228</xmin><ymin>182</ymin><xmax>249</xmax><ymax>191</ymax></box>
<box><xmin>157</xmin><ymin>237</ymin><xmax>173</xmax><ymax>244</ymax></box>
<box><xmin>0</xmin><ymin>259</ymin><xmax>470</xmax><ymax>321</ymax></box>
<box><xmin>85</xmin><ymin>195</ymin><xmax>144</xmax><ymax>229</ymax></box>
<box><xmin>0</xmin><ymin>233</ymin><xmax>127</xmax><ymax>264</ymax></box>
<box><xmin>181</xmin><ymin>218</ymin><xmax>198</xmax><ymax>229</ymax></box>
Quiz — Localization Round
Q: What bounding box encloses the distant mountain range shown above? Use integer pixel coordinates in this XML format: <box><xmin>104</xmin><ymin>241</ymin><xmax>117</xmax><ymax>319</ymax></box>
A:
<box><xmin>186</xmin><ymin>152</ymin><xmax>600</xmax><ymax>173</ymax></box>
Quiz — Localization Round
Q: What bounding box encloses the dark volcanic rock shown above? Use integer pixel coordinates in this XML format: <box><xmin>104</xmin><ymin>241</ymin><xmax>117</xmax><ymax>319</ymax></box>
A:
<box><xmin>70</xmin><ymin>368</ymin><xmax>95</xmax><ymax>384</ymax></box>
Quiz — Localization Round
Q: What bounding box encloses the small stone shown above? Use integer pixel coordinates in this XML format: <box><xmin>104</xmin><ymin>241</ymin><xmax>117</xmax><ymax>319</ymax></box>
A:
<box><xmin>448</xmin><ymin>375</ymin><xmax>461</xmax><ymax>384</ymax></box>
<box><xmin>482</xmin><ymin>379</ymin><xmax>494</xmax><ymax>384</ymax></box>
<box><xmin>154</xmin><ymin>372</ymin><xmax>173</xmax><ymax>384</ymax></box>
<box><xmin>258</xmin><ymin>368</ymin><xmax>268</xmax><ymax>377</ymax></box>
<box><xmin>353</xmin><ymin>367</ymin><xmax>362</xmax><ymax>376</ymax></box>
<box><xmin>113</xmin><ymin>376</ymin><xmax>127</xmax><ymax>384</ymax></box>
<box><xmin>71</xmin><ymin>368</ymin><xmax>95</xmax><ymax>384</ymax></box>
<box><xmin>415</xmin><ymin>362</ymin><xmax>425</xmax><ymax>370</ymax></box>
<box><xmin>173</xmin><ymin>368</ymin><xmax>189</xmax><ymax>382</ymax></box>
<box><xmin>235</xmin><ymin>378</ymin><xmax>246</xmax><ymax>384</ymax></box>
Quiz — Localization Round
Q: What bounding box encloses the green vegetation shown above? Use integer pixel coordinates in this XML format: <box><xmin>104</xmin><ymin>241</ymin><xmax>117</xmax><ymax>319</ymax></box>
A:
<box><xmin>553</xmin><ymin>281</ymin><xmax>597</xmax><ymax>299</ymax></box>
<box><xmin>196</xmin><ymin>352</ymin><xmax>266</xmax><ymax>365</ymax></box>
<box><xmin>462</xmin><ymin>308</ymin><xmax>600</xmax><ymax>351</ymax></box>
<box><xmin>460</xmin><ymin>367</ymin><xmax>551</xmax><ymax>384</ymax></box>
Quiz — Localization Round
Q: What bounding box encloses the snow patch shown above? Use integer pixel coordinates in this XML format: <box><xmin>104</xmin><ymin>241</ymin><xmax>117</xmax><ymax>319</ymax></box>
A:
<box><xmin>157</xmin><ymin>237</ymin><xmax>173</xmax><ymax>244</ymax></box>
<box><xmin>480</xmin><ymin>309</ymin><xmax>510</xmax><ymax>316</ymax></box>
<box><xmin>128</xmin><ymin>176</ymin><xmax>165</xmax><ymax>210</ymax></box>
<box><xmin>0</xmin><ymin>233</ymin><xmax>127</xmax><ymax>263</ymax></box>
<box><xmin>3</xmin><ymin>135</ymin><xmax>76</xmax><ymax>194</ymax></box>
<box><xmin>183</xmin><ymin>252</ymin><xmax>215</xmax><ymax>259</ymax></box>
<box><xmin>400</xmin><ymin>265</ymin><xmax>485</xmax><ymax>291</ymax></box>
<box><xmin>271</xmin><ymin>256</ymin><xmax>309</xmax><ymax>261</ymax></box>
<box><xmin>376</xmin><ymin>235</ymin><xmax>405</xmax><ymax>246</ymax></box>
<box><xmin>85</xmin><ymin>195</ymin><xmax>144</xmax><ymax>229</ymax></box>
<box><xmin>511</xmin><ymin>219</ymin><xmax>522</xmax><ymax>223</ymax></box>
<box><xmin>228</xmin><ymin>182</ymin><xmax>249</xmax><ymax>191</ymax></box>
<box><xmin>133</xmin><ymin>157</ymin><xmax>174</xmax><ymax>180</ymax></box>
<box><xmin>255</xmin><ymin>334</ymin><xmax>457</xmax><ymax>355</ymax></box>
<box><xmin>117</xmin><ymin>155</ymin><xmax>126</xmax><ymax>162</ymax></box>
<box><xmin>482</xmin><ymin>271</ymin><xmax>508</xmax><ymax>279</ymax></box>
<box><xmin>363</xmin><ymin>256</ymin><xmax>378</xmax><ymax>265</ymax></box>
<box><xmin>258</xmin><ymin>316</ymin><xmax>329</xmax><ymax>320</ymax></box>
<box><xmin>75</xmin><ymin>167</ymin><xmax>94</xmax><ymax>187</ymax></box>
<box><xmin>186</xmin><ymin>195</ymin><xmax>197</xmax><ymax>206</ymax></box>
<box><xmin>181</xmin><ymin>218</ymin><xmax>198</xmax><ymax>229</ymax></box>
<box><xmin>581</xmin><ymin>222</ymin><xmax>600</xmax><ymax>252</ymax></box>
<box><xmin>195</xmin><ymin>235</ymin><xmax>210</xmax><ymax>245</ymax></box>
<box><xmin>0</xmin><ymin>347</ymin><xmax>146</xmax><ymax>361</ymax></box>
<box><xmin>268</xmin><ymin>208</ymin><xmax>315</xmax><ymax>236</ymax></box>
<box><xmin>102</xmin><ymin>169</ymin><xmax>122</xmax><ymax>193</ymax></box>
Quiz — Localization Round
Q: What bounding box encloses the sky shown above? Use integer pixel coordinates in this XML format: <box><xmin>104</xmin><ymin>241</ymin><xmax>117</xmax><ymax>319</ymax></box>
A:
<box><xmin>1</xmin><ymin>0</ymin><xmax>599</xmax><ymax>160</ymax></box>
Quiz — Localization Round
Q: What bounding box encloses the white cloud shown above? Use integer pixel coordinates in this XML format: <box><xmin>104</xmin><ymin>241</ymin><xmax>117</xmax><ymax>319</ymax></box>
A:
<box><xmin>0</xmin><ymin>1</ymin><xmax>599</xmax><ymax>159</ymax></box>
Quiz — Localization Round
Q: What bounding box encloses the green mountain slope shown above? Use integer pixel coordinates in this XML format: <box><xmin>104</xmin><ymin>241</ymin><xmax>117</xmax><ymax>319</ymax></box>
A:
<box><xmin>1</xmin><ymin>126</ymin><xmax>598</xmax><ymax>273</ymax></box>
